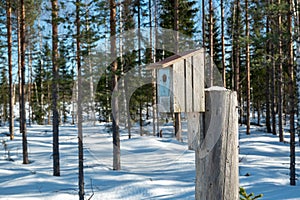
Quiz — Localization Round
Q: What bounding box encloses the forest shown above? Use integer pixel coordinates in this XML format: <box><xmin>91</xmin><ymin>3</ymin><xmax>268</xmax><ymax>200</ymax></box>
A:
<box><xmin>0</xmin><ymin>0</ymin><xmax>300</xmax><ymax>199</ymax></box>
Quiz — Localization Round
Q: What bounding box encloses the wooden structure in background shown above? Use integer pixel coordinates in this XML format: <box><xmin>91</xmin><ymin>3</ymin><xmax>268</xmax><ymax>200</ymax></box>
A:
<box><xmin>147</xmin><ymin>49</ymin><xmax>205</xmax><ymax>113</ymax></box>
<box><xmin>147</xmin><ymin>49</ymin><xmax>239</xmax><ymax>200</ymax></box>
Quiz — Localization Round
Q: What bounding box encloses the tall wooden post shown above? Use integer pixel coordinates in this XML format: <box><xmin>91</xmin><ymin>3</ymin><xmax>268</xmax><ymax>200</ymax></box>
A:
<box><xmin>195</xmin><ymin>88</ymin><xmax>239</xmax><ymax>200</ymax></box>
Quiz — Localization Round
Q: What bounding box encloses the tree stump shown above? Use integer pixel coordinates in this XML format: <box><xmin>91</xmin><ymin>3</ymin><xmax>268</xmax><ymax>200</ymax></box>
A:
<box><xmin>195</xmin><ymin>87</ymin><xmax>239</xmax><ymax>200</ymax></box>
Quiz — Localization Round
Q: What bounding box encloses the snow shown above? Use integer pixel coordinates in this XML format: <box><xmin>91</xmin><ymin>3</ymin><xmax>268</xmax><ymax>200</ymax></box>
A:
<box><xmin>204</xmin><ymin>86</ymin><xmax>228</xmax><ymax>91</ymax></box>
<box><xmin>0</xmin><ymin>122</ymin><xmax>300</xmax><ymax>199</ymax></box>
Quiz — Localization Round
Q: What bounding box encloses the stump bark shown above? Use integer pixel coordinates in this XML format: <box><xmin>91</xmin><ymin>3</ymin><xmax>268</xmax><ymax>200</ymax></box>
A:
<box><xmin>195</xmin><ymin>88</ymin><xmax>239</xmax><ymax>200</ymax></box>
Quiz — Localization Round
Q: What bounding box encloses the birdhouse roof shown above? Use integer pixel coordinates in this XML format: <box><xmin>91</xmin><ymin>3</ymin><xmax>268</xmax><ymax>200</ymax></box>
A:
<box><xmin>146</xmin><ymin>48</ymin><xmax>204</xmax><ymax>69</ymax></box>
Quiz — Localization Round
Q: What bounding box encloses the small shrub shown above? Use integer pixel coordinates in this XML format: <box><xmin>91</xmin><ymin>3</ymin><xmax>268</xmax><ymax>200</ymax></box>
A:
<box><xmin>240</xmin><ymin>187</ymin><xmax>263</xmax><ymax>200</ymax></box>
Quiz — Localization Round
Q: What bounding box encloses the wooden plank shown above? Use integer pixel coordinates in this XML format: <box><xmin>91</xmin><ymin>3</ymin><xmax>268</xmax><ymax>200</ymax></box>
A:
<box><xmin>193</xmin><ymin>51</ymin><xmax>205</xmax><ymax>112</ymax></box>
<box><xmin>173</xmin><ymin>60</ymin><xmax>185</xmax><ymax>112</ymax></box>
<box><xmin>185</xmin><ymin>57</ymin><xmax>193</xmax><ymax>112</ymax></box>
<box><xmin>146</xmin><ymin>49</ymin><xmax>204</xmax><ymax>70</ymax></box>
<box><xmin>195</xmin><ymin>89</ymin><xmax>238</xmax><ymax>200</ymax></box>
<box><xmin>187</xmin><ymin>112</ymin><xmax>200</xmax><ymax>150</ymax></box>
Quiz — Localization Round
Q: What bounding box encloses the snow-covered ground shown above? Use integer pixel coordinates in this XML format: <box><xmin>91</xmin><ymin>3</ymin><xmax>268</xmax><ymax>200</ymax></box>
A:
<box><xmin>0</xmin><ymin>121</ymin><xmax>300</xmax><ymax>199</ymax></box>
<box><xmin>239</xmin><ymin>126</ymin><xmax>300</xmax><ymax>200</ymax></box>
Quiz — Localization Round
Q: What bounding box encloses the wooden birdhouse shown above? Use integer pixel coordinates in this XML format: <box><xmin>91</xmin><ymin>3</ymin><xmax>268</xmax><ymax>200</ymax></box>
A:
<box><xmin>147</xmin><ymin>48</ymin><xmax>205</xmax><ymax>113</ymax></box>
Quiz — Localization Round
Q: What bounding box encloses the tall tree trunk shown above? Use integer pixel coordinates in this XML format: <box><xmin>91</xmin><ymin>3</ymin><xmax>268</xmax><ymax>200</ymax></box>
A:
<box><xmin>76</xmin><ymin>0</ymin><xmax>84</xmax><ymax>197</ymax></box>
<box><xmin>270</xmin><ymin>0</ymin><xmax>277</xmax><ymax>135</ymax></box>
<box><xmin>52</xmin><ymin>0</ymin><xmax>60</xmax><ymax>176</ymax></box>
<box><xmin>173</xmin><ymin>0</ymin><xmax>181</xmax><ymax>141</ymax></box>
<box><xmin>245</xmin><ymin>0</ymin><xmax>250</xmax><ymax>135</ymax></box>
<box><xmin>110</xmin><ymin>0</ymin><xmax>121</xmax><ymax>170</ymax></box>
<box><xmin>139</xmin><ymin>100</ymin><xmax>143</xmax><ymax>136</ymax></box>
<box><xmin>265</xmin><ymin>0</ymin><xmax>272</xmax><ymax>133</ymax></box>
<box><xmin>84</xmin><ymin>6</ymin><xmax>95</xmax><ymax>125</ymax></box>
<box><xmin>18</xmin><ymin>12</ymin><xmax>22</xmax><ymax>136</ymax></box>
<box><xmin>295</xmin><ymin>0</ymin><xmax>300</xmax><ymax>145</ymax></box>
<box><xmin>278</xmin><ymin>0</ymin><xmax>284</xmax><ymax>142</ymax></box>
<box><xmin>288</xmin><ymin>0</ymin><xmax>296</xmax><ymax>185</ymax></box>
<box><xmin>20</xmin><ymin>0</ymin><xmax>29</xmax><ymax>164</ymax></box>
<box><xmin>121</xmin><ymin>0</ymin><xmax>132</xmax><ymax>138</ymax></box>
<box><xmin>125</xmin><ymin>78</ymin><xmax>131</xmax><ymax>138</ymax></box>
<box><xmin>271</xmin><ymin>50</ymin><xmax>277</xmax><ymax>135</ymax></box>
<box><xmin>235</xmin><ymin>0</ymin><xmax>240</xmax><ymax>111</ymax></box>
<box><xmin>137</xmin><ymin>0</ymin><xmax>144</xmax><ymax>136</ymax></box>
<box><xmin>149</xmin><ymin>0</ymin><xmax>157</xmax><ymax>137</ymax></box>
<box><xmin>28</xmin><ymin>43</ymin><xmax>33</xmax><ymax>127</ymax></box>
<box><xmin>221</xmin><ymin>0</ymin><xmax>226</xmax><ymax>87</ymax></box>
<box><xmin>6</xmin><ymin>0</ymin><xmax>14</xmax><ymax>140</ymax></box>
<box><xmin>209</xmin><ymin>0</ymin><xmax>214</xmax><ymax>87</ymax></box>
<box><xmin>38</xmin><ymin>19</ymin><xmax>45</xmax><ymax>125</ymax></box>
<box><xmin>202</xmin><ymin>0</ymin><xmax>205</xmax><ymax>46</ymax></box>
<box><xmin>154</xmin><ymin>0</ymin><xmax>159</xmax><ymax>135</ymax></box>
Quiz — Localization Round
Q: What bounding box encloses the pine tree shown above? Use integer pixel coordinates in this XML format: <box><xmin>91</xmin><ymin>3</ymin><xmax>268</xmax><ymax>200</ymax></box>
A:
<box><xmin>110</xmin><ymin>0</ymin><xmax>121</xmax><ymax>171</ymax></box>
<box><xmin>75</xmin><ymin>0</ymin><xmax>84</xmax><ymax>197</ymax></box>
<box><xmin>204</xmin><ymin>8</ymin><xmax>222</xmax><ymax>73</ymax></box>
<box><xmin>20</xmin><ymin>0</ymin><xmax>29</xmax><ymax>165</ymax></box>
<box><xmin>287</xmin><ymin>0</ymin><xmax>295</xmax><ymax>185</ymax></box>
<box><xmin>51</xmin><ymin>0</ymin><xmax>60</xmax><ymax>176</ymax></box>
<box><xmin>6</xmin><ymin>0</ymin><xmax>14</xmax><ymax>139</ymax></box>
<box><xmin>245</xmin><ymin>0</ymin><xmax>250</xmax><ymax>135</ymax></box>
<box><xmin>58</xmin><ymin>41</ymin><xmax>73</xmax><ymax>124</ymax></box>
<box><xmin>0</xmin><ymin>67</ymin><xmax>8</xmax><ymax>126</ymax></box>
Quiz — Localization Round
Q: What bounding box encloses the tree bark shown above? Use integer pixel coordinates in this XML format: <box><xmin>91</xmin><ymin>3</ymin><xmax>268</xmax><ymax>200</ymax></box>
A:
<box><xmin>52</xmin><ymin>0</ymin><xmax>60</xmax><ymax>176</ymax></box>
<box><xmin>85</xmin><ymin>7</ymin><xmax>95</xmax><ymax>126</ymax></box>
<box><xmin>270</xmin><ymin>0</ymin><xmax>277</xmax><ymax>135</ymax></box>
<box><xmin>221</xmin><ymin>0</ymin><xmax>226</xmax><ymax>87</ymax></box>
<box><xmin>195</xmin><ymin>89</ymin><xmax>239</xmax><ymax>200</ymax></box>
<box><xmin>110</xmin><ymin>0</ymin><xmax>121</xmax><ymax>170</ymax></box>
<box><xmin>295</xmin><ymin>0</ymin><xmax>300</xmax><ymax>146</ymax></box>
<box><xmin>234</xmin><ymin>0</ymin><xmax>240</xmax><ymax>111</ymax></box>
<box><xmin>209</xmin><ymin>0</ymin><xmax>214</xmax><ymax>87</ymax></box>
<box><xmin>20</xmin><ymin>0</ymin><xmax>29</xmax><ymax>165</ymax></box>
<box><xmin>76</xmin><ymin>0</ymin><xmax>84</xmax><ymax>198</ymax></box>
<box><xmin>288</xmin><ymin>0</ymin><xmax>296</xmax><ymax>185</ymax></box>
<box><xmin>149</xmin><ymin>0</ymin><xmax>157</xmax><ymax>137</ymax></box>
<box><xmin>6</xmin><ymin>0</ymin><xmax>14</xmax><ymax>140</ymax></box>
<box><xmin>245</xmin><ymin>0</ymin><xmax>250</xmax><ymax>135</ymax></box>
<box><xmin>174</xmin><ymin>0</ymin><xmax>181</xmax><ymax>141</ymax></box>
<box><xmin>265</xmin><ymin>1</ymin><xmax>272</xmax><ymax>133</ymax></box>
<box><xmin>278</xmin><ymin>0</ymin><xmax>284</xmax><ymax>142</ymax></box>
<box><xmin>18</xmin><ymin>13</ymin><xmax>22</xmax><ymax>132</ymax></box>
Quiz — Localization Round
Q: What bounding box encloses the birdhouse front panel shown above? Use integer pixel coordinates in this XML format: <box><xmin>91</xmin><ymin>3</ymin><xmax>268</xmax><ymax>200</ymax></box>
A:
<box><xmin>157</xmin><ymin>67</ymin><xmax>173</xmax><ymax>112</ymax></box>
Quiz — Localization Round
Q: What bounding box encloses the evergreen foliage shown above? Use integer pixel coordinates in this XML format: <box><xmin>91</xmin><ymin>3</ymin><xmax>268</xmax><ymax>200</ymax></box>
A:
<box><xmin>204</xmin><ymin>8</ymin><xmax>222</xmax><ymax>71</ymax></box>
<box><xmin>239</xmin><ymin>187</ymin><xmax>263</xmax><ymax>200</ymax></box>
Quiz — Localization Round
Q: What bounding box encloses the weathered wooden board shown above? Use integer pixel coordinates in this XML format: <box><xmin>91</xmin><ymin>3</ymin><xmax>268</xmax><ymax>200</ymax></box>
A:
<box><xmin>193</xmin><ymin>52</ymin><xmax>205</xmax><ymax>112</ymax></box>
<box><xmin>195</xmin><ymin>88</ymin><xmax>239</xmax><ymax>200</ymax></box>
<box><xmin>185</xmin><ymin>57</ymin><xmax>193</xmax><ymax>112</ymax></box>
<box><xmin>173</xmin><ymin>60</ymin><xmax>185</xmax><ymax>112</ymax></box>
<box><xmin>187</xmin><ymin>112</ymin><xmax>200</xmax><ymax>150</ymax></box>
